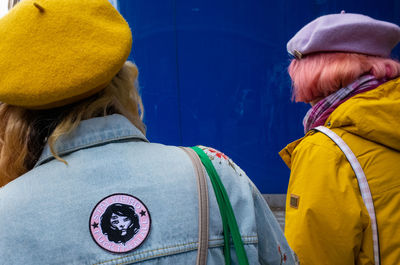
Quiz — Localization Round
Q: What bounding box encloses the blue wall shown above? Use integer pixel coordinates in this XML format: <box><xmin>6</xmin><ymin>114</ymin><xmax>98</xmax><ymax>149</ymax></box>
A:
<box><xmin>118</xmin><ymin>0</ymin><xmax>400</xmax><ymax>193</ymax></box>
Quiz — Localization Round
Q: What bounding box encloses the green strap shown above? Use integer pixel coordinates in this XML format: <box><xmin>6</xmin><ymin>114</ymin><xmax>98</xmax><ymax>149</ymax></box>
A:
<box><xmin>191</xmin><ymin>146</ymin><xmax>249</xmax><ymax>265</ymax></box>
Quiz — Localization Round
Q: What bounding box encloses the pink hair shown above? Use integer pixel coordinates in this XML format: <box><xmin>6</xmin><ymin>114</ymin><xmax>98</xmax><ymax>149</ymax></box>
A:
<box><xmin>288</xmin><ymin>52</ymin><xmax>400</xmax><ymax>103</ymax></box>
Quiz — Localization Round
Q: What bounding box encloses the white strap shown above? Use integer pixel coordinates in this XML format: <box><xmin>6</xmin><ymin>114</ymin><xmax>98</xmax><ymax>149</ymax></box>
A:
<box><xmin>314</xmin><ymin>126</ymin><xmax>380</xmax><ymax>265</ymax></box>
<box><xmin>180</xmin><ymin>147</ymin><xmax>209</xmax><ymax>265</ymax></box>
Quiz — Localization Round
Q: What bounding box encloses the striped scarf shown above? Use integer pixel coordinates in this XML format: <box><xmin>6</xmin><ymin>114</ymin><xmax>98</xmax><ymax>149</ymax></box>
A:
<box><xmin>303</xmin><ymin>75</ymin><xmax>384</xmax><ymax>133</ymax></box>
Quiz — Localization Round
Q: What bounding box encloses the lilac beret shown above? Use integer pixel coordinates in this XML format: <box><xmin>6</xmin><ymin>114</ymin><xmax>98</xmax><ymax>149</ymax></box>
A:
<box><xmin>287</xmin><ymin>12</ymin><xmax>400</xmax><ymax>59</ymax></box>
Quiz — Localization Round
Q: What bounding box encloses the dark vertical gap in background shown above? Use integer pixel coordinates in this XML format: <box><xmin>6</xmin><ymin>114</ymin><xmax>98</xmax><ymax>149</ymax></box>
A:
<box><xmin>173</xmin><ymin>0</ymin><xmax>183</xmax><ymax>145</ymax></box>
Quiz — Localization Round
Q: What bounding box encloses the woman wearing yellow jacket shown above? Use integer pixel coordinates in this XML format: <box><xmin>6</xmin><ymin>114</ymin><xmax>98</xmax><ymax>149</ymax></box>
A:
<box><xmin>280</xmin><ymin>13</ymin><xmax>400</xmax><ymax>264</ymax></box>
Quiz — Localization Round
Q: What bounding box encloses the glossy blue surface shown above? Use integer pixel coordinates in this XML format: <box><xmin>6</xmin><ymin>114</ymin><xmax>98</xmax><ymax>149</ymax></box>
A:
<box><xmin>118</xmin><ymin>0</ymin><xmax>400</xmax><ymax>193</ymax></box>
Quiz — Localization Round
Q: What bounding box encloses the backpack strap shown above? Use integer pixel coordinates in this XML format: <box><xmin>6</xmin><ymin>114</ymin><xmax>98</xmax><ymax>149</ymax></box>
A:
<box><xmin>191</xmin><ymin>146</ymin><xmax>249</xmax><ymax>265</ymax></box>
<box><xmin>180</xmin><ymin>147</ymin><xmax>209</xmax><ymax>265</ymax></box>
<box><xmin>314</xmin><ymin>126</ymin><xmax>380</xmax><ymax>265</ymax></box>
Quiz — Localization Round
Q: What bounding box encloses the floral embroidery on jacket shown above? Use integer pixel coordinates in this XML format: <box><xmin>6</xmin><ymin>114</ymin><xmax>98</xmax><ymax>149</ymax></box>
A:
<box><xmin>278</xmin><ymin>245</ymin><xmax>287</xmax><ymax>264</ymax></box>
<box><xmin>199</xmin><ymin>146</ymin><xmax>240</xmax><ymax>174</ymax></box>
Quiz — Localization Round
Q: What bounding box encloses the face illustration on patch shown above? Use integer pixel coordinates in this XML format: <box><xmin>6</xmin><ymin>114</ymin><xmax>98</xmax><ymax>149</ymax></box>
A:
<box><xmin>111</xmin><ymin>213</ymin><xmax>132</xmax><ymax>236</ymax></box>
<box><xmin>101</xmin><ymin>203</ymin><xmax>140</xmax><ymax>244</ymax></box>
<box><xmin>90</xmin><ymin>194</ymin><xmax>151</xmax><ymax>253</ymax></box>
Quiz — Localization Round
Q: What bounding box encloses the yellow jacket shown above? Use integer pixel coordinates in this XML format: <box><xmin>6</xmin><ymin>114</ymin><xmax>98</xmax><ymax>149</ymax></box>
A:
<box><xmin>280</xmin><ymin>77</ymin><xmax>400</xmax><ymax>265</ymax></box>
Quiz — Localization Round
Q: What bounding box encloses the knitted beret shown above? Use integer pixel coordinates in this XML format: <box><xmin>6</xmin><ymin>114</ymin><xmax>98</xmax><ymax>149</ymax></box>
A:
<box><xmin>0</xmin><ymin>0</ymin><xmax>132</xmax><ymax>109</ymax></box>
<box><xmin>287</xmin><ymin>12</ymin><xmax>400</xmax><ymax>59</ymax></box>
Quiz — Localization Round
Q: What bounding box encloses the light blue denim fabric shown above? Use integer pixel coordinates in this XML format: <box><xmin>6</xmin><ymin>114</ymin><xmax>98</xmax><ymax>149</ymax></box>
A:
<box><xmin>0</xmin><ymin>114</ymin><xmax>295</xmax><ymax>265</ymax></box>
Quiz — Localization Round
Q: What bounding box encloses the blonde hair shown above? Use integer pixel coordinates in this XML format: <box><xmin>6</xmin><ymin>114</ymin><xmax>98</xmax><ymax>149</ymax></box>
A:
<box><xmin>0</xmin><ymin>61</ymin><xmax>144</xmax><ymax>187</ymax></box>
<box><xmin>289</xmin><ymin>52</ymin><xmax>400</xmax><ymax>103</ymax></box>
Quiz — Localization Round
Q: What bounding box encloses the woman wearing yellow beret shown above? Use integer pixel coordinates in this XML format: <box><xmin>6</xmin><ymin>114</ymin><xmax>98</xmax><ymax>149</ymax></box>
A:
<box><xmin>0</xmin><ymin>1</ymin><xmax>296</xmax><ymax>264</ymax></box>
<box><xmin>280</xmin><ymin>12</ymin><xmax>400</xmax><ymax>265</ymax></box>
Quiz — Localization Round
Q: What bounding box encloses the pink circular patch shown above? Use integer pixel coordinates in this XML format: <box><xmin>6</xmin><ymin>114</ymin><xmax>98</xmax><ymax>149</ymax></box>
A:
<box><xmin>89</xmin><ymin>193</ymin><xmax>151</xmax><ymax>253</ymax></box>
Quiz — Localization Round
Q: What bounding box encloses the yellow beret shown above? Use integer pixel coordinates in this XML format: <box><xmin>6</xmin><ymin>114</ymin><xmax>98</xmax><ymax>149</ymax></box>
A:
<box><xmin>0</xmin><ymin>0</ymin><xmax>132</xmax><ymax>109</ymax></box>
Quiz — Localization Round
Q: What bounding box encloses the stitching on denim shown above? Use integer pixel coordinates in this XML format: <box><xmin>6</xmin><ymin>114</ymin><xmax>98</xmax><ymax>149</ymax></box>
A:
<box><xmin>37</xmin><ymin>135</ymin><xmax>148</xmax><ymax>166</ymax></box>
<box><xmin>114</xmin><ymin>247</ymin><xmax>199</xmax><ymax>265</ymax></box>
<box><xmin>92</xmin><ymin>236</ymin><xmax>258</xmax><ymax>265</ymax></box>
<box><xmin>92</xmin><ymin>241</ymin><xmax>198</xmax><ymax>265</ymax></box>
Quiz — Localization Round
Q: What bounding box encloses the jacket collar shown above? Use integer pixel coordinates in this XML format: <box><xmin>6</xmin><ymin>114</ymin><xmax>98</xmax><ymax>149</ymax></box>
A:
<box><xmin>35</xmin><ymin>114</ymin><xmax>149</xmax><ymax>167</ymax></box>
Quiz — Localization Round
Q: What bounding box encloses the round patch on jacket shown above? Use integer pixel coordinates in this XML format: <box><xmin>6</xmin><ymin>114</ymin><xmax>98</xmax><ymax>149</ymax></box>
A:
<box><xmin>89</xmin><ymin>193</ymin><xmax>151</xmax><ymax>253</ymax></box>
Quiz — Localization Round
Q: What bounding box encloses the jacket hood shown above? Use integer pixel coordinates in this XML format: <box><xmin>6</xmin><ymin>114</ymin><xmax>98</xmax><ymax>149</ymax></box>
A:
<box><xmin>280</xmin><ymin>76</ymin><xmax>400</xmax><ymax>168</ymax></box>
<box><xmin>327</xmin><ymin>77</ymin><xmax>400</xmax><ymax>152</ymax></box>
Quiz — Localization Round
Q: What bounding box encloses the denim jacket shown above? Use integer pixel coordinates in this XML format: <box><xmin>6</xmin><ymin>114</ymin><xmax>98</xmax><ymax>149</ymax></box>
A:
<box><xmin>0</xmin><ymin>114</ymin><xmax>295</xmax><ymax>265</ymax></box>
